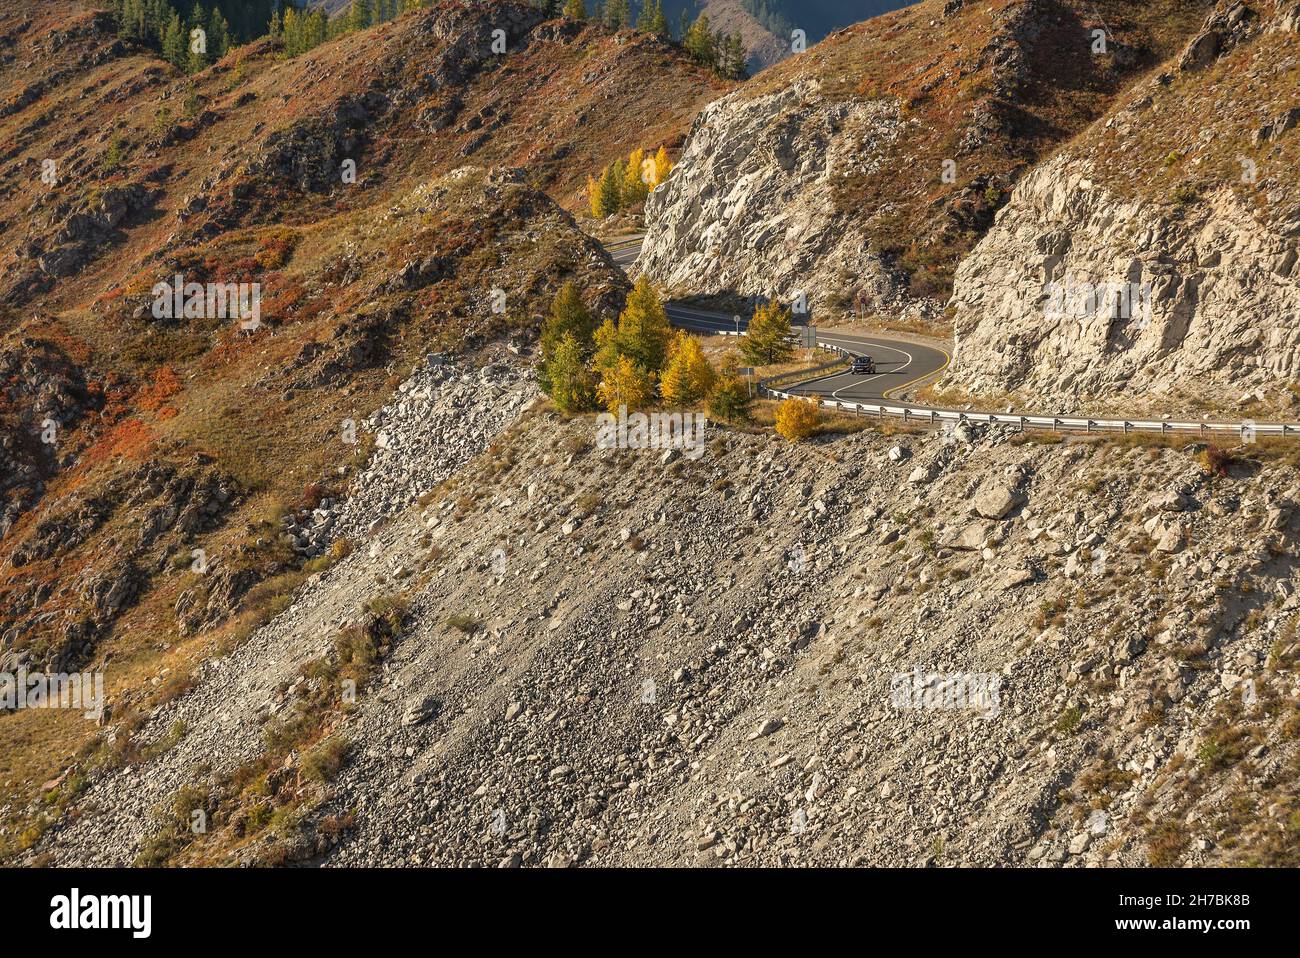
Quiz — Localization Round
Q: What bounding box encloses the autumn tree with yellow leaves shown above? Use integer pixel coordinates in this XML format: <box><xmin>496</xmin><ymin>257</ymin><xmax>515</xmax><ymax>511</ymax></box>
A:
<box><xmin>660</xmin><ymin>331</ymin><xmax>716</xmax><ymax>407</ymax></box>
<box><xmin>595</xmin><ymin>354</ymin><xmax>656</xmax><ymax>414</ymax></box>
<box><xmin>587</xmin><ymin>146</ymin><xmax>674</xmax><ymax>219</ymax></box>
<box><xmin>775</xmin><ymin>396</ymin><xmax>822</xmax><ymax>441</ymax></box>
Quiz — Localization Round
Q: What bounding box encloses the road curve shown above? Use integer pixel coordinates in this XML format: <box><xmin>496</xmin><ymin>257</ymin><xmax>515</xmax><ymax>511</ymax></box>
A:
<box><xmin>603</xmin><ymin>235</ymin><xmax>1300</xmax><ymax>438</ymax></box>
<box><xmin>606</xmin><ymin>235</ymin><xmax>949</xmax><ymax>401</ymax></box>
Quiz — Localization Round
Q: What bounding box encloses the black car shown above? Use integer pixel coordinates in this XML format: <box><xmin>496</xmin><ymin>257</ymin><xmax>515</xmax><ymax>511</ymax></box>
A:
<box><xmin>850</xmin><ymin>355</ymin><xmax>876</xmax><ymax>375</ymax></box>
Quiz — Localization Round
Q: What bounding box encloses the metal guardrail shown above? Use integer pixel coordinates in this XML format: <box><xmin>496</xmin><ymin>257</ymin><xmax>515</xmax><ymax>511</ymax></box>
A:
<box><xmin>759</xmin><ymin>387</ymin><xmax>1298</xmax><ymax>439</ymax></box>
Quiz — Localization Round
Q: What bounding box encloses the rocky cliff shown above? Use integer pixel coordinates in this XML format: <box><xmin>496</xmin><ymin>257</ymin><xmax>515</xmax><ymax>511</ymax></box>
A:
<box><xmin>638</xmin><ymin>0</ymin><xmax>1208</xmax><ymax>313</ymax></box>
<box><xmin>947</xmin><ymin>0</ymin><xmax>1300</xmax><ymax>413</ymax></box>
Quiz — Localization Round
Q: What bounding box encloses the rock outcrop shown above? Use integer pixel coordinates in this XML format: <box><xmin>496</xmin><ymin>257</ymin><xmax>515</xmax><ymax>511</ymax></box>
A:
<box><xmin>639</xmin><ymin>0</ymin><xmax>1208</xmax><ymax>309</ymax></box>
<box><xmin>639</xmin><ymin>79</ymin><xmax>904</xmax><ymax>312</ymax></box>
<box><xmin>946</xmin><ymin>1</ymin><xmax>1300</xmax><ymax>410</ymax></box>
<box><xmin>947</xmin><ymin>156</ymin><xmax>1300</xmax><ymax>407</ymax></box>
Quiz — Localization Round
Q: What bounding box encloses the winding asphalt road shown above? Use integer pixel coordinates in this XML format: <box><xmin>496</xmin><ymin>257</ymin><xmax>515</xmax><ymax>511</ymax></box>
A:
<box><xmin>601</xmin><ymin>234</ymin><xmax>1299</xmax><ymax>438</ymax></box>
<box><xmin>603</xmin><ymin>235</ymin><xmax>950</xmax><ymax>402</ymax></box>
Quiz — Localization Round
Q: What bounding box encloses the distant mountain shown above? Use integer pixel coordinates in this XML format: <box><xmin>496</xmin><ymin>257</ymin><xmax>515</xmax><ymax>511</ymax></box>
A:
<box><xmin>307</xmin><ymin>1</ymin><xmax>919</xmax><ymax>70</ymax></box>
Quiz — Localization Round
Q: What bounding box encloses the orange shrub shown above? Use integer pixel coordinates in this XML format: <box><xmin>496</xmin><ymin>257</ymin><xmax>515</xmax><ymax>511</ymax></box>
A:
<box><xmin>775</xmin><ymin>397</ymin><xmax>822</xmax><ymax>442</ymax></box>
<box><xmin>136</xmin><ymin>366</ymin><xmax>181</xmax><ymax>412</ymax></box>
<box><xmin>87</xmin><ymin>418</ymin><xmax>154</xmax><ymax>464</ymax></box>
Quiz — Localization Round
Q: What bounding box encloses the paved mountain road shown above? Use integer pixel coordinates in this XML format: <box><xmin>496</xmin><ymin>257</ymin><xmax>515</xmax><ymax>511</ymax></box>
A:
<box><xmin>605</xmin><ymin>235</ymin><xmax>950</xmax><ymax>401</ymax></box>
<box><xmin>602</xmin><ymin>234</ymin><xmax>1298</xmax><ymax>438</ymax></box>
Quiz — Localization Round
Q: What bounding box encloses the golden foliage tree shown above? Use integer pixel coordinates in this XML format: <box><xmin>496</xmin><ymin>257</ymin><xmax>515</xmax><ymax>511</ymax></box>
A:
<box><xmin>651</xmin><ymin>146</ymin><xmax>673</xmax><ymax>187</ymax></box>
<box><xmin>660</xmin><ymin>331</ymin><xmax>716</xmax><ymax>407</ymax></box>
<box><xmin>775</xmin><ymin>396</ymin><xmax>821</xmax><ymax>441</ymax></box>
<box><xmin>622</xmin><ymin>147</ymin><xmax>649</xmax><ymax>207</ymax></box>
<box><xmin>742</xmin><ymin>301</ymin><xmax>795</xmax><ymax>366</ymax></box>
<box><xmin>596</xmin><ymin>354</ymin><xmax>655</xmax><ymax>414</ymax></box>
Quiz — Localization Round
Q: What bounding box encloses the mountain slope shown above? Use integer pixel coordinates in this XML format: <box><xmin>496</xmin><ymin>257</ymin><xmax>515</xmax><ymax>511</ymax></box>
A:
<box><xmin>0</xmin><ymin>0</ymin><xmax>730</xmax><ymax>851</ymax></box>
<box><xmin>946</xmin><ymin>0</ymin><xmax>1300</xmax><ymax>415</ymax></box>
<box><xmin>637</xmin><ymin>0</ymin><xmax>1210</xmax><ymax>317</ymax></box>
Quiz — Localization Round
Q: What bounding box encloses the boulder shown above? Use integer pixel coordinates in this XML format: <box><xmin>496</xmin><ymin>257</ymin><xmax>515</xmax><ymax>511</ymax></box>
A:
<box><xmin>972</xmin><ymin>484</ymin><xmax>1024</xmax><ymax>520</ymax></box>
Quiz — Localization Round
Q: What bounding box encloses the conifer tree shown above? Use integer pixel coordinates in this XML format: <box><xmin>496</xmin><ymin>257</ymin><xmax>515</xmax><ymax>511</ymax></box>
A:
<box><xmin>161</xmin><ymin>9</ymin><xmax>185</xmax><ymax>67</ymax></box>
<box><xmin>622</xmin><ymin>147</ymin><xmax>649</xmax><ymax>207</ymax></box>
<box><xmin>548</xmin><ymin>333</ymin><xmax>596</xmax><ymax>413</ymax></box>
<box><xmin>652</xmin><ymin>146</ymin><xmax>673</xmax><ymax>187</ymax></box>
<box><xmin>649</xmin><ymin>0</ymin><xmax>669</xmax><ymax>37</ymax></box>
<box><xmin>595</xmin><ymin>162</ymin><xmax>622</xmax><ymax>218</ymax></box>
<box><xmin>208</xmin><ymin>7</ymin><xmax>230</xmax><ymax>59</ymax></box>
<box><xmin>660</xmin><ymin>332</ymin><xmax>716</xmax><ymax>407</ymax></box>
<box><xmin>707</xmin><ymin>356</ymin><xmax>752</xmax><ymax>422</ymax></box>
<box><xmin>349</xmin><ymin>0</ymin><xmax>373</xmax><ymax>32</ymax></box>
<box><xmin>540</xmin><ymin>283</ymin><xmax>598</xmax><ymax>395</ymax></box>
<box><xmin>617</xmin><ymin>274</ymin><xmax>672</xmax><ymax>373</ymax></box>
<box><xmin>742</xmin><ymin>301</ymin><xmax>795</xmax><ymax>366</ymax></box>
<box><xmin>282</xmin><ymin>6</ymin><xmax>301</xmax><ymax>55</ymax></box>
<box><xmin>184</xmin><ymin>2</ymin><xmax>209</xmax><ymax>71</ymax></box>
<box><xmin>683</xmin><ymin>13</ymin><xmax>715</xmax><ymax>67</ymax></box>
<box><xmin>563</xmin><ymin>0</ymin><xmax>586</xmax><ymax>19</ymax></box>
<box><xmin>596</xmin><ymin>354</ymin><xmax>655</xmax><ymax>414</ymax></box>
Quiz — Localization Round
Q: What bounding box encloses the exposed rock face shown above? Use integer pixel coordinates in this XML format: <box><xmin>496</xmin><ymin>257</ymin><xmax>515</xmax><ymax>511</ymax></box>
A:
<box><xmin>946</xmin><ymin>0</ymin><xmax>1300</xmax><ymax>410</ymax></box>
<box><xmin>639</xmin><ymin>79</ymin><xmax>904</xmax><ymax>311</ymax></box>
<box><xmin>947</xmin><ymin>155</ymin><xmax>1300</xmax><ymax>406</ymax></box>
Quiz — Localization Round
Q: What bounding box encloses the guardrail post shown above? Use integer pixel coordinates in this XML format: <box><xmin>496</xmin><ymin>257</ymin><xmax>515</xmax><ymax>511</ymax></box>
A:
<box><xmin>1161</xmin><ymin>422</ymin><xmax>1170</xmax><ymax>434</ymax></box>
<box><xmin>902</xmin><ymin>408</ymin><xmax>910</xmax><ymax>424</ymax></box>
<box><xmin>1019</xmin><ymin>417</ymin><xmax>1027</xmax><ymax>433</ymax></box>
<box><xmin>1086</xmin><ymin>420</ymin><xmax>1093</xmax><ymax>434</ymax></box>
<box><xmin>1053</xmin><ymin>418</ymin><xmax>1061</xmax><ymax>432</ymax></box>
<box><xmin>1123</xmin><ymin>421</ymin><xmax>1130</xmax><ymax>434</ymax></box>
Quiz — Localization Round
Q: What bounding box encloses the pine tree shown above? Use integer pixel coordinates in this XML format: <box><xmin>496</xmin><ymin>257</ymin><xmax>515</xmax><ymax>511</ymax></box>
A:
<box><xmin>605</xmin><ymin>0</ymin><xmax>628</xmax><ymax>30</ymax></box>
<box><xmin>548</xmin><ymin>333</ymin><xmax>597</xmax><ymax>413</ymax></box>
<box><xmin>208</xmin><ymin>7</ymin><xmax>230</xmax><ymax>60</ymax></box>
<box><xmin>540</xmin><ymin>283</ymin><xmax>598</xmax><ymax>394</ymax></box>
<box><xmin>723</xmin><ymin>32</ymin><xmax>747</xmax><ymax>79</ymax></box>
<box><xmin>161</xmin><ymin>9</ymin><xmax>185</xmax><ymax>67</ymax></box>
<box><xmin>683</xmin><ymin>14</ymin><xmax>715</xmax><ymax>67</ymax></box>
<box><xmin>185</xmin><ymin>2</ymin><xmax>209</xmax><ymax>72</ymax></box>
<box><xmin>649</xmin><ymin>0</ymin><xmax>669</xmax><ymax>37</ymax></box>
<box><xmin>118</xmin><ymin>0</ymin><xmax>141</xmax><ymax>39</ymax></box>
<box><xmin>563</xmin><ymin>0</ymin><xmax>586</xmax><ymax>19</ymax></box>
<box><xmin>306</xmin><ymin>9</ymin><xmax>327</xmax><ymax>50</ymax></box>
<box><xmin>595</xmin><ymin>162</ymin><xmax>622</xmax><ymax>218</ymax></box>
<box><xmin>282</xmin><ymin>6</ymin><xmax>299</xmax><ymax>55</ymax></box>
<box><xmin>660</xmin><ymin>332</ymin><xmax>715</xmax><ymax>407</ymax></box>
<box><xmin>742</xmin><ymin>301</ymin><xmax>795</xmax><ymax>366</ymax></box>
<box><xmin>596</xmin><ymin>354</ymin><xmax>655</xmax><ymax>414</ymax></box>
<box><xmin>618</xmin><ymin>274</ymin><xmax>672</xmax><ymax>373</ymax></box>
<box><xmin>349</xmin><ymin>0</ymin><xmax>373</xmax><ymax>32</ymax></box>
<box><xmin>707</xmin><ymin>358</ymin><xmax>752</xmax><ymax>422</ymax></box>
